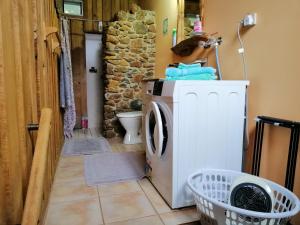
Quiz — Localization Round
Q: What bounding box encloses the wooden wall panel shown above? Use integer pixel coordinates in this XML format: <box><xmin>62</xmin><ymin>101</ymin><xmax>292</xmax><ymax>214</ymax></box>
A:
<box><xmin>20</xmin><ymin>0</ymin><xmax>39</xmax><ymax>167</ymax></box>
<box><xmin>103</xmin><ymin>0</ymin><xmax>112</xmax><ymax>22</ymax></box>
<box><xmin>0</xmin><ymin>13</ymin><xmax>5</xmax><ymax>223</ymax></box>
<box><xmin>36</xmin><ymin>0</ymin><xmax>63</xmax><ymax>219</ymax></box>
<box><xmin>71</xmin><ymin>34</ymin><xmax>86</xmax><ymax>126</ymax></box>
<box><xmin>0</xmin><ymin>0</ymin><xmax>26</xmax><ymax>223</ymax></box>
<box><xmin>84</xmin><ymin>0</ymin><xmax>94</xmax><ymax>31</ymax></box>
<box><xmin>0</xmin><ymin>0</ymin><xmax>63</xmax><ymax>223</ymax></box>
<box><xmin>12</xmin><ymin>0</ymin><xmax>29</xmax><ymax>200</ymax></box>
<box><xmin>120</xmin><ymin>0</ymin><xmax>129</xmax><ymax>11</ymax></box>
<box><xmin>93</xmin><ymin>0</ymin><xmax>103</xmax><ymax>30</ymax></box>
<box><xmin>112</xmin><ymin>0</ymin><xmax>121</xmax><ymax>19</ymax></box>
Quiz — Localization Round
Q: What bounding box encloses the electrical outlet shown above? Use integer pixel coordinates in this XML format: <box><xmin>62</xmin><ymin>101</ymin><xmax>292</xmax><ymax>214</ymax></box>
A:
<box><xmin>242</xmin><ymin>13</ymin><xmax>257</xmax><ymax>27</ymax></box>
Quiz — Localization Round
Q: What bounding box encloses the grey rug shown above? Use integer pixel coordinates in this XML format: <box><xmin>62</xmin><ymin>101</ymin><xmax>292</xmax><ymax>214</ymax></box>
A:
<box><xmin>84</xmin><ymin>151</ymin><xmax>146</xmax><ymax>186</ymax></box>
<box><xmin>62</xmin><ymin>137</ymin><xmax>112</xmax><ymax>156</ymax></box>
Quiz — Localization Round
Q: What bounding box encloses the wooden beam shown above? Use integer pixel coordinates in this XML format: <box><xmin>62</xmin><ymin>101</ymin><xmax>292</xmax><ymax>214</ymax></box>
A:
<box><xmin>21</xmin><ymin>108</ymin><xmax>52</xmax><ymax>225</ymax></box>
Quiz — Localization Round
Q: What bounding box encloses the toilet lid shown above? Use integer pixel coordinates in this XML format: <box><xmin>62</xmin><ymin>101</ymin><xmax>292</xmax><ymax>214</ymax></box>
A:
<box><xmin>116</xmin><ymin>111</ymin><xmax>143</xmax><ymax>118</ymax></box>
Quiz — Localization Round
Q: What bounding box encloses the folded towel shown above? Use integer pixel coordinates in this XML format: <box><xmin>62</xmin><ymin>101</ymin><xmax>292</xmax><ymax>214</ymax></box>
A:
<box><xmin>165</xmin><ymin>73</ymin><xmax>217</xmax><ymax>80</ymax></box>
<box><xmin>178</xmin><ymin>63</ymin><xmax>201</xmax><ymax>69</ymax></box>
<box><xmin>165</xmin><ymin>67</ymin><xmax>216</xmax><ymax>77</ymax></box>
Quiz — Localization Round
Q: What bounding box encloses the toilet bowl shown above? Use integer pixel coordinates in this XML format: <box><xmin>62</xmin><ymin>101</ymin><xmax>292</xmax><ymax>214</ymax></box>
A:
<box><xmin>116</xmin><ymin>111</ymin><xmax>143</xmax><ymax>144</ymax></box>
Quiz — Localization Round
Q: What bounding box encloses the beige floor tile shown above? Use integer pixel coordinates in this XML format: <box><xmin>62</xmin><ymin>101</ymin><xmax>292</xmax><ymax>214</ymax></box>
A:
<box><xmin>160</xmin><ymin>207</ymin><xmax>199</xmax><ymax>225</ymax></box>
<box><xmin>50</xmin><ymin>181</ymin><xmax>98</xmax><ymax>204</ymax></box>
<box><xmin>98</xmin><ymin>180</ymin><xmax>142</xmax><ymax>197</ymax></box>
<box><xmin>106</xmin><ymin>215</ymin><xmax>164</xmax><ymax>225</ymax></box>
<box><xmin>139</xmin><ymin>178</ymin><xmax>172</xmax><ymax>214</ymax></box>
<box><xmin>108</xmin><ymin>138</ymin><xmax>145</xmax><ymax>153</ymax></box>
<box><xmin>45</xmin><ymin>198</ymin><xmax>103</xmax><ymax>225</ymax></box>
<box><xmin>100</xmin><ymin>192</ymin><xmax>156</xmax><ymax>223</ymax></box>
<box><xmin>54</xmin><ymin>163</ymin><xmax>85</xmax><ymax>184</ymax></box>
<box><xmin>58</xmin><ymin>155</ymin><xmax>84</xmax><ymax>168</ymax></box>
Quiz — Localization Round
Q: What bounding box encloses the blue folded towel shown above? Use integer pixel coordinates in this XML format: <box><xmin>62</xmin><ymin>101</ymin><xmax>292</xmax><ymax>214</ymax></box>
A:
<box><xmin>165</xmin><ymin>73</ymin><xmax>217</xmax><ymax>80</ymax></box>
<box><xmin>165</xmin><ymin>67</ymin><xmax>216</xmax><ymax>77</ymax></box>
<box><xmin>178</xmin><ymin>63</ymin><xmax>201</xmax><ymax>69</ymax></box>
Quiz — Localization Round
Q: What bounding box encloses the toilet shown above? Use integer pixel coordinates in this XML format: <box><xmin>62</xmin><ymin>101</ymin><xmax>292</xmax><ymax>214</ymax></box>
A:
<box><xmin>116</xmin><ymin>111</ymin><xmax>143</xmax><ymax>144</ymax></box>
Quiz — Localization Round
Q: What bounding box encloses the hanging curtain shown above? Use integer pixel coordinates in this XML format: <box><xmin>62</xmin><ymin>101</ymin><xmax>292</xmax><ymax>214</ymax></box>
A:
<box><xmin>60</xmin><ymin>18</ymin><xmax>76</xmax><ymax>138</ymax></box>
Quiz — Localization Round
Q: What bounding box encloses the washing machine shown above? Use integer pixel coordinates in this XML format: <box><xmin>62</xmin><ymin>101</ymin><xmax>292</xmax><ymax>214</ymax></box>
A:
<box><xmin>142</xmin><ymin>80</ymin><xmax>249</xmax><ymax>209</ymax></box>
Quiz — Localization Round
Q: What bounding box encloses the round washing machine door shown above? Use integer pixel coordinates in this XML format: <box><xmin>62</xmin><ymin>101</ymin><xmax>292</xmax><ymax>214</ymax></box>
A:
<box><xmin>145</xmin><ymin>101</ymin><xmax>169</xmax><ymax>158</ymax></box>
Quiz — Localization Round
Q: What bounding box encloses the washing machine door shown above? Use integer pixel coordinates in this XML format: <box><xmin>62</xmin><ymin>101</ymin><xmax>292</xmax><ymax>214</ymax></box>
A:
<box><xmin>145</xmin><ymin>101</ymin><xmax>168</xmax><ymax>158</ymax></box>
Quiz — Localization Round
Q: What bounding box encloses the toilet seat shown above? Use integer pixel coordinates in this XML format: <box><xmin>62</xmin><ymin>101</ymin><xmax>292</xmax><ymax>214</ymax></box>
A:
<box><xmin>116</xmin><ymin>111</ymin><xmax>142</xmax><ymax>118</ymax></box>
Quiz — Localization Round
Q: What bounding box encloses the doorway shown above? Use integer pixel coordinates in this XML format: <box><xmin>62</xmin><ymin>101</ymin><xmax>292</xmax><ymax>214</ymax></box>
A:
<box><xmin>85</xmin><ymin>33</ymin><xmax>103</xmax><ymax>132</ymax></box>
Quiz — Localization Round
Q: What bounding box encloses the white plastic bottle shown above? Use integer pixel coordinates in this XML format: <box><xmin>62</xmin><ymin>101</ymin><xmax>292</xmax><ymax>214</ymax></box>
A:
<box><xmin>194</xmin><ymin>14</ymin><xmax>202</xmax><ymax>33</ymax></box>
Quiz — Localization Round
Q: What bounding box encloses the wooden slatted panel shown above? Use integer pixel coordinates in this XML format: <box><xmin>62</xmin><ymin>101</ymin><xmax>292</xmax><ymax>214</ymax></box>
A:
<box><xmin>0</xmin><ymin>11</ymin><xmax>5</xmax><ymax>223</ymax></box>
<box><xmin>94</xmin><ymin>0</ymin><xmax>103</xmax><ymax>30</ymax></box>
<box><xmin>103</xmin><ymin>0</ymin><xmax>112</xmax><ymax>21</ymax></box>
<box><xmin>92</xmin><ymin>0</ymin><xmax>98</xmax><ymax>30</ymax></box>
<box><xmin>120</xmin><ymin>0</ymin><xmax>129</xmax><ymax>12</ymax></box>
<box><xmin>71</xmin><ymin>34</ymin><xmax>86</xmax><ymax>127</ymax></box>
<box><xmin>0</xmin><ymin>0</ymin><xmax>63</xmax><ymax>223</ymax></box>
<box><xmin>112</xmin><ymin>0</ymin><xmax>121</xmax><ymax>19</ymax></box>
<box><xmin>0</xmin><ymin>0</ymin><xmax>25</xmax><ymax>223</ymax></box>
<box><xmin>36</xmin><ymin>0</ymin><xmax>63</xmax><ymax>220</ymax></box>
<box><xmin>19</xmin><ymin>0</ymin><xmax>39</xmax><ymax>195</ymax></box>
<box><xmin>84</xmin><ymin>0</ymin><xmax>94</xmax><ymax>31</ymax></box>
<box><xmin>11</xmin><ymin>0</ymin><xmax>30</xmax><ymax>200</ymax></box>
<box><xmin>69</xmin><ymin>19</ymin><xmax>86</xmax><ymax>128</ymax></box>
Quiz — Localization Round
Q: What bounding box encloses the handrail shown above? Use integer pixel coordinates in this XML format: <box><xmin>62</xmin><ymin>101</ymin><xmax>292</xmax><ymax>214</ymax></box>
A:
<box><xmin>22</xmin><ymin>108</ymin><xmax>52</xmax><ymax>225</ymax></box>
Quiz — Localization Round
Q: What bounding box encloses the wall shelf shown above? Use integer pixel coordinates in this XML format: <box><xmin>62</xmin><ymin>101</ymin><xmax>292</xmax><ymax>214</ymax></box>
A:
<box><xmin>171</xmin><ymin>33</ymin><xmax>222</xmax><ymax>57</ymax></box>
<box><xmin>171</xmin><ymin>33</ymin><xmax>209</xmax><ymax>56</ymax></box>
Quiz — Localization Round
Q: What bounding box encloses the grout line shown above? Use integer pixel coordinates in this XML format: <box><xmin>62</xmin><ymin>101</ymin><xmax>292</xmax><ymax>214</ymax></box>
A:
<box><xmin>97</xmin><ymin>187</ymin><xmax>106</xmax><ymax>225</ymax></box>
<box><xmin>49</xmin><ymin>195</ymin><xmax>98</xmax><ymax>206</ymax></box>
<box><xmin>137</xmin><ymin>179</ymin><xmax>166</xmax><ymax>225</ymax></box>
<box><xmin>97</xmin><ymin>183</ymin><xmax>158</xmax><ymax>224</ymax></box>
<box><xmin>102</xmin><ymin>215</ymin><xmax>162</xmax><ymax>225</ymax></box>
<box><xmin>97</xmin><ymin>186</ymin><xmax>146</xmax><ymax>198</ymax></box>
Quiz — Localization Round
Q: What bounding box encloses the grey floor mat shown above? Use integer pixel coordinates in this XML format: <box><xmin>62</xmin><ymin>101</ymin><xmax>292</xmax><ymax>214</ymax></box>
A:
<box><xmin>84</xmin><ymin>151</ymin><xmax>145</xmax><ymax>186</ymax></box>
<box><xmin>62</xmin><ymin>137</ymin><xmax>112</xmax><ymax>156</ymax></box>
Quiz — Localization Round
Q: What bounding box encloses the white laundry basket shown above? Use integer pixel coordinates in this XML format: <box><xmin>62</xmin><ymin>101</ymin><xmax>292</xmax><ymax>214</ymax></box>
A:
<box><xmin>187</xmin><ymin>169</ymin><xmax>300</xmax><ymax>225</ymax></box>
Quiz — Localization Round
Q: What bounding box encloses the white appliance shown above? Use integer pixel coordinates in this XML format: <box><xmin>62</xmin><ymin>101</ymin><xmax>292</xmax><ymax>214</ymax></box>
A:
<box><xmin>142</xmin><ymin>80</ymin><xmax>249</xmax><ymax>208</ymax></box>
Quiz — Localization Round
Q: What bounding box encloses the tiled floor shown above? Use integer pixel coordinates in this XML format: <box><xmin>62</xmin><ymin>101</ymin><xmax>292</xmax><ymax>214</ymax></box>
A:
<box><xmin>43</xmin><ymin>129</ymin><xmax>199</xmax><ymax>225</ymax></box>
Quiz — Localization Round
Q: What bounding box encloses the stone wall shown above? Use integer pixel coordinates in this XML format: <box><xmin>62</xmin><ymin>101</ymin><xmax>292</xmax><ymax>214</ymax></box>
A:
<box><xmin>103</xmin><ymin>7</ymin><xmax>156</xmax><ymax>138</ymax></box>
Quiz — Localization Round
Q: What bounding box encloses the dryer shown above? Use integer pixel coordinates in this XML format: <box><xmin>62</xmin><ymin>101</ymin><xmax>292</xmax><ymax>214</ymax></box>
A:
<box><xmin>143</xmin><ymin>80</ymin><xmax>249</xmax><ymax>209</ymax></box>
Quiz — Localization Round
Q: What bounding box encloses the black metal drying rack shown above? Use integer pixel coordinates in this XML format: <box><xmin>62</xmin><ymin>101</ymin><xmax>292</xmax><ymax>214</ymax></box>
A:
<box><xmin>251</xmin><ymin>116</ymin><xmax>300</xmax><ymax>191</ymax></box>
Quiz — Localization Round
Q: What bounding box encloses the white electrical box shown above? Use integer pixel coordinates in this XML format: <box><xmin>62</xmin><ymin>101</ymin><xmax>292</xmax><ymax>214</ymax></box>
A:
<box><xmin>243</xmin><ymin>13</ymin><xmax>257</xmax><ymax>26</ymax></box>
